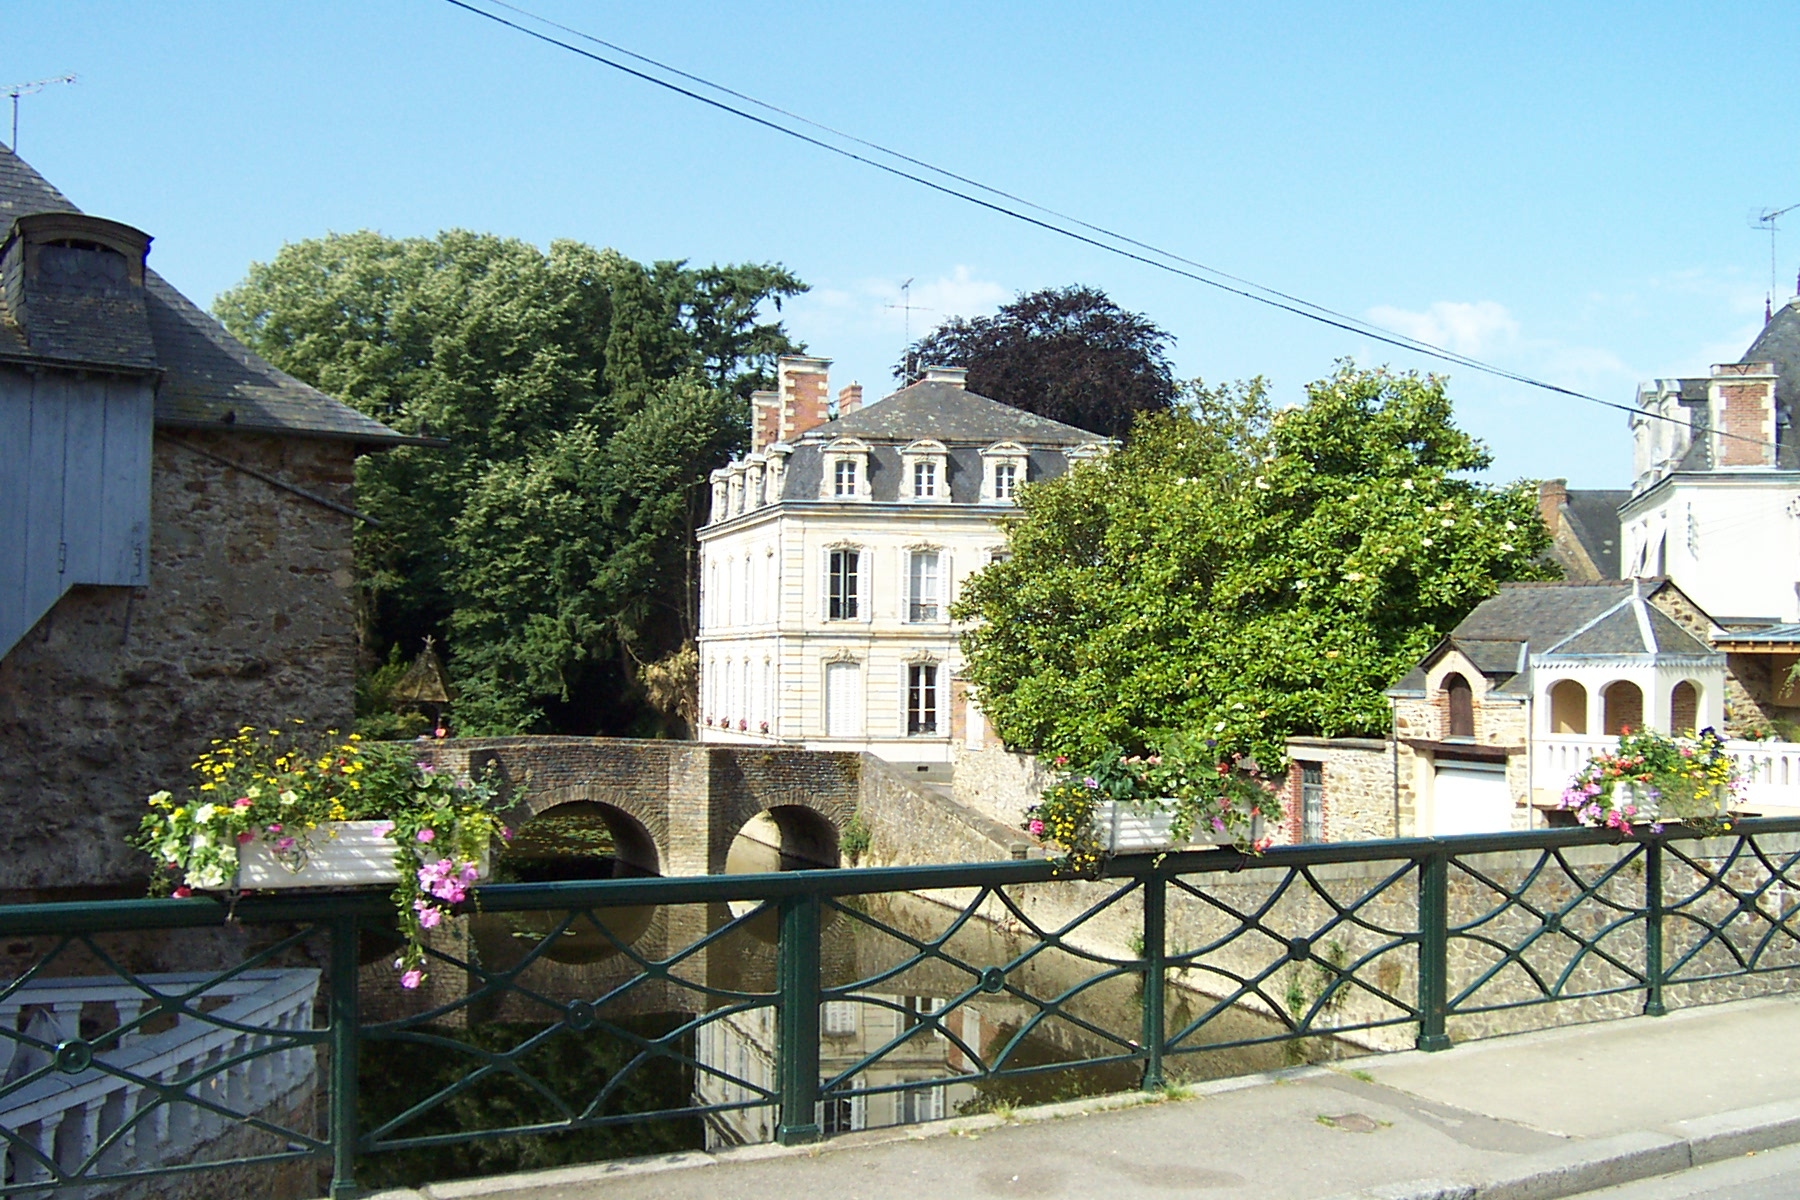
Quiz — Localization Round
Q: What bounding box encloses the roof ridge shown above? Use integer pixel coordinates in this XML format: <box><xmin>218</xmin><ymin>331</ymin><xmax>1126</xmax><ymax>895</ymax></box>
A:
<box><xmin>1540</xmin><ymin>595</ymin><xmax>1635</xmax><ymax>656</ymax></box>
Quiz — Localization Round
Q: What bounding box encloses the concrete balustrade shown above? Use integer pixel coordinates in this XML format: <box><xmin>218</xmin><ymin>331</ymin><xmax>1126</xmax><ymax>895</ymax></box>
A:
<box><xmin>1534</xmin><ymin>735</ymin><xmax>1800</xmax><ymax>813</ymax></box>
<box><xmin>0</xmin><ymin>969</ymin><xmax>318</xmax><ymax>1194</ymax></box>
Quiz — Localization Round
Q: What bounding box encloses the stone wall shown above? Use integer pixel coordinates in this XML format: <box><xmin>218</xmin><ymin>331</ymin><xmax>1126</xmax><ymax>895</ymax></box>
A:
<box><xmin>1283</xmin><ymin>737</ymin><xmax>1399</xmax><ymax>844</ymax></box>
<box><xmin>949</xmin><ymin>742</ymin><xmax>1051</xmax><ymax>829</ymax></box>
<box><xmin>0</xmin><ymin>429</ymin><xmax>359</xmax><ymax>895</ymax></box>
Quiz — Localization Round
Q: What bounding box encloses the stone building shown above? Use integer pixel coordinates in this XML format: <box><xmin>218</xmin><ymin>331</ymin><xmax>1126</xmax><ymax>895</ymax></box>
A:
<box><xmin>0</xmin><ymin>145</ymin><xmax>406</xmax><ymax>896</ymax></box>
<box><xmin>1287</xmin><ymin>579</ymin><xmax>1727</xmax><ymax>839</ymax></box>
<box><xmin>696</xmin><ymin>357</ymin><xmax>1108</xmax><ymax>773</ymax></box>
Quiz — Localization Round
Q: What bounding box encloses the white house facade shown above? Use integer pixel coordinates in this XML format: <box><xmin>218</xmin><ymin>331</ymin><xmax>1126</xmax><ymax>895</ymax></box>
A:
<box><xmin>696</xmin><ymin>358</ymin><xmax>1108</xmax><ymax>769</ymax></box>
<box><xmin>1623</xmin><ymin>298</ymin><xmax>1800</xmax><ymax>624</ymax></box>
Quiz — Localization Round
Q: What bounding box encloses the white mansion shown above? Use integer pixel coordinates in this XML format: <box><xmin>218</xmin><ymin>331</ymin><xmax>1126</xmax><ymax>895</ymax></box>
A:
<box><xmin>696</xmin><ymin>357</ymin><xmax>1108</xmax><ymax>769</ymax></box>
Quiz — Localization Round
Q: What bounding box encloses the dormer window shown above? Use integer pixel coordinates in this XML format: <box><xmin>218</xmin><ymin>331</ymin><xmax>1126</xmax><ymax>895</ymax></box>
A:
<box><xmin>820</xmin><ymin>437</ymin><xmax>872</xmax><ymax>501</ymax></box>
<box><xmin>900</xmin><ymin>439</ymin><xmax>949</xmax><ymax>504</ymax></box>
<box><xmin>980</xmin><ymin>442</ymin><xmax>1028</xmax><ymax>504</ymax></box>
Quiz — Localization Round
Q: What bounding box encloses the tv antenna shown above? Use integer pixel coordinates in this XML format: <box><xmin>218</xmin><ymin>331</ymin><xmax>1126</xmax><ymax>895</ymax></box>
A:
<box><xmin>3</xmin><ymin>74</ymin><xmax>76</xmax><ymax>154</ymax></box>
<box><xmin>1753</xmin><ymin>202</ymin><xmax>1800</xmax><ymax>319</ymax></box>
<box><xmin>885</xmin><ymin>278</ymin><xmax>937</xmax><ymax>381</ymax></box>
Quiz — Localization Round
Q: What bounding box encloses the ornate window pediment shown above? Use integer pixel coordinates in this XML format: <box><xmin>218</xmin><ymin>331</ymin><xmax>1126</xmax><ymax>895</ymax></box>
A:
<box><xmin>901</xmin><ymin>439</ymin><xmax>950</xmax><ymax>503</ymax></box>
<box><xmin>820</xmin><ymin>437</ymin><xmax>872</xmax><ymax>501</ymax></box>
<box><xmin>980</xmin><ymin>441</ymin><xmax>1028</xmax><ymax>504</ymax></box>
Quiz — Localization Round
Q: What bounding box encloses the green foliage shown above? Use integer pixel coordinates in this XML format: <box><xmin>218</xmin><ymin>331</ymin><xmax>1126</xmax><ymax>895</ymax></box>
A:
<box><xmin>956</xmin><ymin>364</ymin><xmax>1556</xmax><ymax>768</ymax></box>
<box><xmin>839</xmin><ymin>811</ymin><xmax>872</xmax><ymax>861</ymax></box>
<box><xmin>354</xmin><ymin>644</ymin><xmax>433</xmax><ymax>740</ymax></box>
<box><xmin>215</xmin><ymin>232</ymin><xmax>805</xmax><ymax>735</ymax></box>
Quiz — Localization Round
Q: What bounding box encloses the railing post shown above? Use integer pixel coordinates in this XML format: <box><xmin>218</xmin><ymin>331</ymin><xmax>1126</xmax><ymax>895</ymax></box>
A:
<box><xmin>328</xmin><ymin>913</ymin><xmax>360</xmax><ymax>1200</ymax></box>
<box><xmin>1643</xmin><ymin>839</ymin><xmax>1666</xmax><ymax>1017</ymax></box>
<box><xmin>1140</xmin><ymin>871</ymin><xmax>1166</xmax><ymax>1092</ymax></box>
<box><xmin>776</xmin><ymin>892</ymin><xmax>822</xmax><ymax>1145</ymax></box>
<box><xmin>1416</xmin><ymin>850</ymin><xmax>1451</xmax><ymax>1052</ymax></box>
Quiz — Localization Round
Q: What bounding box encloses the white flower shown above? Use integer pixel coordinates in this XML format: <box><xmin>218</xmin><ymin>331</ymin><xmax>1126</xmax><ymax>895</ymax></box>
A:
<box><xmin>1401</xmin><ymin>479</ymin><xmax>1414</xmax><ymax>490</ymax></box>
<box><xmin>188</xmin><ymin>864</ymin><xmax>227</xmax><ymax>889</ymax></box>
<box><xmin>1345</xmin><ymin>571</ymin><xmax>1365</xmax><ymax>582</ymax></box>
<box><xmin>1213</xmin><ymin>721</ymin><xmax>1227</xmax><ymax>732</ymax></box>
<box><xmin>1441</xmin><ymin>518</ymin><xmax>1454</xmax><ymax>527</ymax></box>
<box><xmin>1500</xmin><ymin>542</ymin><xmax>1515</xmax><ymax>552</ymax></box>
<box><xmin>1254</xmin><ymin>477</ymin><xmax>1271</xmax><ymax>490</ymax></box>
<box><xmin>1505</xmin><ymin>521</ymin><xmax>1516</xmax><ymax>532</ymax></box>
<box><xmin>1422</xmin><ymin>537</ymin><xmax>1434</xmax><ymax>547</ymax></box>
<box><xmin>148</xmin><ymin>790</ymin><xmax>172</xmax><ymax>805</ymax></box>
<box><xmin>279</xmin><ymin>790</ymin><xmax>299</xmax><ymax>806</ymax></box>
<box><xmin>194</xmin><ymin>804</ymin><xmax>217</xmax><ymax>825</ymax></box>
<box><xmin>191</xmin><ymin>832</ymin><xmax>212</xmax><ymax>850</ymax></box>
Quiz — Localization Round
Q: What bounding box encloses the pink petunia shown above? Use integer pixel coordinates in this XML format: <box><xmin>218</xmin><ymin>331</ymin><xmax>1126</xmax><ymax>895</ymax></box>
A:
<box><xmin>276</xmin><ymin>837</ymin><xmax>297</xmax><ymax>852</ymax></box>
<box><xmin>1028</xmin><ymin>819</ymin><xmax>1045</xmax><ymax>836</ymax></box>
<box><xmin>416</xmin><ymin>828</ymin><xmax>436</xmax><ymax>843</ymax></box>
<box><xmin>233</xmin><ymin>797</ymin><xmax>253</xmax><ymax>809</ymax></box>
<box><xmin>172</xmin><ymin>886</ymin><xmax>193</xmax><ymax>898</ymax></box>
<box><xmin>237</xmin><ymin>831</ymin><xmax>255</xmax><ymax>845</ymax></box>
<box><xmin>414</xmin><ymin>902</ymin><xmax>443</xmax><ymax>929</ymax></box>
<box><xmin>266</xmin><ymin>822</ymin><xmax>283</xmax><ymax>834</ymax></box>
<box><xmin>400</xmin><ymin>969</ymin><xmax>423</xmax><ymax>989</ymax></box>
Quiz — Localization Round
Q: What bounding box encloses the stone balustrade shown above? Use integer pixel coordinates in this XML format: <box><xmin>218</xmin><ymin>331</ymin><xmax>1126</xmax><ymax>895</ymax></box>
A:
<box><xmin>0</xmin><ymin>968</ymin><xmax>318</xmax><ymax>1195</ymax></box>
<box><xmin>1534</xmin><ymin>735</ymin><xmax>1800</xmax><ymax>811</ymax></box>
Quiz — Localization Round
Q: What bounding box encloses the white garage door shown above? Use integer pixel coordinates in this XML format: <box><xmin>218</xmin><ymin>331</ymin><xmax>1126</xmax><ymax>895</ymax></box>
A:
<box><xmin>825</xmin><ymin>662</ymin><xmax>862</xmax><ymax>737</ymax></box>
<box><xmin>1431</xmin><ymin>762</ymin><xmax>1511</xmax><ymax>835</ymax></box>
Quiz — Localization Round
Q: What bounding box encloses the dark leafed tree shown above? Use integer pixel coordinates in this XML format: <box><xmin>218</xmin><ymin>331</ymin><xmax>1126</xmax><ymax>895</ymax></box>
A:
<box><xmin>894</xmin><ymin>284</ymin><xmax>1177</xmax><ymax>437</ymax></box>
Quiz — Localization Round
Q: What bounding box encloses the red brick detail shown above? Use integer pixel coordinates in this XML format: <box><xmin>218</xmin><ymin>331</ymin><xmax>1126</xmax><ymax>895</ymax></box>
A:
<box><xmin>781</xmin><ymin>368</ymin><xmax>832</xmax><ymax>443</ymax></box>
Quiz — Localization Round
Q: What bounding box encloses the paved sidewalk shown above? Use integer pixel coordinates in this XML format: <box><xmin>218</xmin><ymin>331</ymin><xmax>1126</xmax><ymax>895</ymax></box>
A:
<box><xmin>366</xmin><ymin>993</ymin><xmax>1800</xmax><ymax>1200</ymax></box>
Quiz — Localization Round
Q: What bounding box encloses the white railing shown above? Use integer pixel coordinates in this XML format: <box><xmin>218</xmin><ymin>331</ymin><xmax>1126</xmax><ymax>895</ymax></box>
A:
<box><xmin>1533</xmin><ymin>736</ymin><xmax>1800</xmax><ymax>811</ymax></box>
<box><xmin>0</xmin><ymin>969</ymin><xmax>319</xmax><ymax>1195</ymax></box>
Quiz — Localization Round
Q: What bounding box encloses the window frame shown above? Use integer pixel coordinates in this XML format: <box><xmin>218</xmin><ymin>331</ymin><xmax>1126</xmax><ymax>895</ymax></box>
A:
<box><xmin>907</xmin><ymin>662</ymin><xmax>940</xmax><ymax>735</ymax></box>
<box><xmin>1300</xmin><ymin>762</ymin><xmax>1325</xmax><ymax>844</ymax></box>
<box><xmin>827</xmin><ymin>548</ymin><xmax>861</xmax><ymax>621</ymax></box>
<box><xmin>907</xmin><ymin>549</ymin><xmax>942</xmax><ymax>623</ymax></box>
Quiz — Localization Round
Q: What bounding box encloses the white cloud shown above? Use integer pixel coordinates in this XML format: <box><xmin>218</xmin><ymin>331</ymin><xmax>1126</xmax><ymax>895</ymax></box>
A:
<box><xmin>1365</xmin><ymin>300</ymin><xmax>1520</xmax><ymax>357</ymax></box>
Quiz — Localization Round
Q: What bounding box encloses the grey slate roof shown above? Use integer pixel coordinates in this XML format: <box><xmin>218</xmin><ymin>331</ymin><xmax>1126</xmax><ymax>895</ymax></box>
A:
<box><xmin>0</xmin><ymin>145</ymin><xmax>407</xmax><ymax>445</ymax></box>
<box><xmin>806</xmin><ymin>379</ymin><xmax>1106</xmax><ymax>446</ymax></box>
<box><xmin>1387</xmin><ymin>581</ymin><xmax>1718</xmax><ymax>697</ymax></box>
<box><xmin>1561</xmin><ymin>488</ymin><xmax>1629</xmax><ymax>579</ymax></box>
<box><xmin>1744</xmin><ymin>299</ymin><xmax>1800</xmax><ymax>469</ymax></box>
<box><xmin>773</xmin><ymin>377</ymin><xmax>1108</xmax><ymax>506</ymax></box>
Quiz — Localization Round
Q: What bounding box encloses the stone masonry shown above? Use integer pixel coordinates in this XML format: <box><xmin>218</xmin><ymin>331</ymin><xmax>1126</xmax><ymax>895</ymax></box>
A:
<box><xmin>0</xmin><ymin>430</ymin><xmax>359</xmax><ymax>895</ymax></box>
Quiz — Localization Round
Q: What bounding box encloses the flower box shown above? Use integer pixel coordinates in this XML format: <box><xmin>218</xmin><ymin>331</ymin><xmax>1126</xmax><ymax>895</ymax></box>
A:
<box><xmin>1610</xmin><ymin>781</ymin><xmax>1728</xmax><ymax>826</ymax></box>
<box><xmin>234</xmin><ymin>821</ymin><xmax>402</xmax><ymax>889</ymax></box>
<box><xmin>234</xmin><ymin>821</ymin><xmax>490</xmax><ymax>890</ymax></box>
<box><xmin>1094</xmin><ymin>801</ymin><xmax>1265</xmax><ymax>854</ymax></box>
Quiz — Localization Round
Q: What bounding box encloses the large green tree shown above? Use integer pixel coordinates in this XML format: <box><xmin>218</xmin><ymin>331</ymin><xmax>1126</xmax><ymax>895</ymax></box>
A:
<box><xmin>895</xmin><ymin>284</ymin><xmax>1176</xmax><ymax>437</ymax></box>
<box><xmin>954</xmin><ymin>365</ymin><xmax>1555</xmax><ymax>767</ymax></box>
<box><xmin>215</xmin><ymin>231</ymin><xmax>805</xmax><ymax>735</ymax></box>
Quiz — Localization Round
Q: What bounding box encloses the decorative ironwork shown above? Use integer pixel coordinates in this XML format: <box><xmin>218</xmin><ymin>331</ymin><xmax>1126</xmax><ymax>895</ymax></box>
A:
<box><xmin>0</xmin><ymin>820</ymin><xmax>1794</xmax><ymax>1197</ymax></box>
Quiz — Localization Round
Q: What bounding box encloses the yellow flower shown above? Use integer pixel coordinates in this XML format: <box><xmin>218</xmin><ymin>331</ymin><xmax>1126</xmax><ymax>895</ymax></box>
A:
<box><xmin>199</xmin><ymin>783</ymin><xmax>216</xmax><ymax>792</ymax></box>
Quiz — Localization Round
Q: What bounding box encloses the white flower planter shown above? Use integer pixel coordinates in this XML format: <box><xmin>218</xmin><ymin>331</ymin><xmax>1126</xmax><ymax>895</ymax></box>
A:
<box><xmin>1093</xmin><ymin>801</ymin><xmax>1266</xmax><ymax>855</ymax></box>
<box><xmin>1609</xmin><ymin>781</ymin><xmax>1727</xmax><ymax>825</ymax></box>
<box><xmin>235</xmin><ymin>821</ymin><xmax>404</xmax><ymax>889</ymax></box>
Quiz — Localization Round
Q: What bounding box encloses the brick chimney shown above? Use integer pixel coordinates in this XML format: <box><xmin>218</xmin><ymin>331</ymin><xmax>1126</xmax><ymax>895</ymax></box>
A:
<box><xmin>776</xmin><ymin>355</ymin><xmax>832</xmax><ymax>443</ymax></box>
<box><xmin>1709</xmin><ymin>362</ymin><xmax>1779</xmax><ymax>467</ymax></box>
<box><xmin>1537</xmin><ymin>479</ymin><xmax>1567</xmax><ymax>538</ymax></box>
<box><xmin>750</xmin><ymin>389</ymin><xmax>780</xmax><ymax>453</ymax></box>
<box><xmin>837</xmin><ymin>383</ymin><xmax>863</xmax><ymax>417</ymax></box>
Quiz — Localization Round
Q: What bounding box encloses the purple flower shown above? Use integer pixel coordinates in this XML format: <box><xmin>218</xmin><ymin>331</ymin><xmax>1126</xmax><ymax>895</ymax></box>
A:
<box><xmin>414</xmin><ymin>900</ymin><xmax>443</xmax><ymax>929</ymax></box>
<box><xmin>275</xmin><ymin>837</ymin><xmax>297</xmax><ymax>852</ymax></box>
<box><xmin>400</xmin><ymin>969</ymin><xmax>423</xmax><ymax>989</ymax></box>
<box><xmin>1211</xmin><ymin>816</ymin><xmax>1226</xmax><ymax>833</ymax></box>
<box><xmin>416</xmin><ymin>828</ymin><xmax>436</xmax><ymax>843</ymax></box>
<box><xmin>1083</xmin><ymin>777</ymin><xmax>1098</xmax><ymax>789</ymax></box>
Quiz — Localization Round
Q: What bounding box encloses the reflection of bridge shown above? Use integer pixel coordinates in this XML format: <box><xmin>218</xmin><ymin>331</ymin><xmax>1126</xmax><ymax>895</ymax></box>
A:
<box><xmin>424</xmin><ymin>739</ymin><xmax>866</xmax><ymax>877</ymax></box>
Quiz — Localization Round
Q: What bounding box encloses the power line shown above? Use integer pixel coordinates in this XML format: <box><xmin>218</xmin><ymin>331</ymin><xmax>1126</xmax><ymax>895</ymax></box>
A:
<box><xmin>438</xmin><ymin>0</ymin><xmax>1775</xmax><ymax>452</ymax></box>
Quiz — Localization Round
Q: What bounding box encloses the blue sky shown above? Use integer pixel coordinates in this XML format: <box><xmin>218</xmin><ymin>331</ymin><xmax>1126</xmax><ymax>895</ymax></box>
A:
<box><xmin>8</xmin><ymin>2</ymin><xmax>1797</xmax><ymax>486</ymax></box>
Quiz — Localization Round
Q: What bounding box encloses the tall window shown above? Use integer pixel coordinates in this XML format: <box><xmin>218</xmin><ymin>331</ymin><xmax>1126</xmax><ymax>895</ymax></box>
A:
<box><xmin>828</xmin><ymin>549</ymin><xmax>859</xmax><ymax>620</ymax></box>
<box><xmin>1301</xmin><ymin>763</ymin><xmax>1325</xmax><ymax>843</ymax></box>
<box><xmin>913</xmin><ymin>460</ymin><xmax>937</xmax><ymax>498</ymax></box>
<box><xmin>1443</xmin><ymin>673</ymin><xmax>1474</xmax><ymax>738</ymax></box>
<box><xmin>834</xmin><ymin>458</ymin><xmax>858</xmax><ymax>497</ymax></box>
<box><xmin>908</xmin><ymin>551</ymin><xmax>940</xmax><ymax>622</ymax></box>
<box><xmin>994</xmin><ymin>462</ymin><xmax>1018</xmax><ymax>500</ymax></box>
<box><xmin>908</xmin><ymin>663</ymin><xmax>939</xmax><ymax>734</ymax></box>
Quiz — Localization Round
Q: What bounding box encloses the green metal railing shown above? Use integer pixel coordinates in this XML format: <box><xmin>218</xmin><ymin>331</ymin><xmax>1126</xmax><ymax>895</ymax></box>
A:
<box><xmin>0</xmin><ymin>818</ymin><xmax>1797</xmax><ymax>1198</ymax></box>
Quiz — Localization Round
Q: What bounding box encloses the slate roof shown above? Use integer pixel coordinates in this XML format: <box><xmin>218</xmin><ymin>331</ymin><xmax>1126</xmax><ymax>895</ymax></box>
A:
<box><xmin>1744</xmin><ymin>299</ymin><xmax>1800</xmax><ymax>469</ymax></box>
<box><xmin>1560</xmin><ymin>489</ymin><xmax>1629</xmax><ymax>579</ymax></box>
<box><xmin>0</xmin><ymin>145</ymin><xmax>408</xmax><ymax>445</ymax></box>
<box><xmin>804</xmin><ymin>379</ymin><xmax>1106</xmax><ymax>446</ymax></box>
<box><xmin>772</xmin><ymin>377</ymin><xmax>1108</xmax><ymax>506</ymax></box>
<box><xmin>1387</xmin><ymin>581</ymin><xmax>1718</xmax><ymax>697</ymax></box>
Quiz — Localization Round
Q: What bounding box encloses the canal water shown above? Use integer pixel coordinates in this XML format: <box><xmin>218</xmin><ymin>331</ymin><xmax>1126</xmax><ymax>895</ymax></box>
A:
<box><xmin>358</xmin><ymin>815</ymin><xmax>1331</xmax><ymax>1187</ymax></box>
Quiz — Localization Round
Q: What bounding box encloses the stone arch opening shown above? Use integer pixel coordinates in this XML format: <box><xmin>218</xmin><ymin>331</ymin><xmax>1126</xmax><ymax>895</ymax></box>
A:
<box><xmin>1442</xmin><ymin>672</ymin><xmax>1474</xmax><ymax>739</ymax></box>
<box><xmin>726</xmin><ymin>804</ymin><xmax>841</xmax><ymax>875</ymax></box>
<box><xmin>1603</xmin><ymin>680</ymin><xmax>1644</xmax><ymax>737</ymax></box>
<box><xmin>1549</xmin><ymin>680</ymin><xmax>1588</xmax><ymax>735</ymax></box>
<box><xmin>475</xmin><ymin>800</ymin><xmax>660</xmax><ymax>967</ymax></box>
<box><xmin>1670</xmin><ymin>680</ymin><xmax>1700</xmax><ymax>734</ymax></box>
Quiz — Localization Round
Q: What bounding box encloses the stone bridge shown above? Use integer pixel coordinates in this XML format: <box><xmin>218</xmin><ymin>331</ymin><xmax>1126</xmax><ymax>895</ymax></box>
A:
<box><xmin>421</xmin><ymin>738</ymin><xmax>872</xmax><ymax>877</ymax></box>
